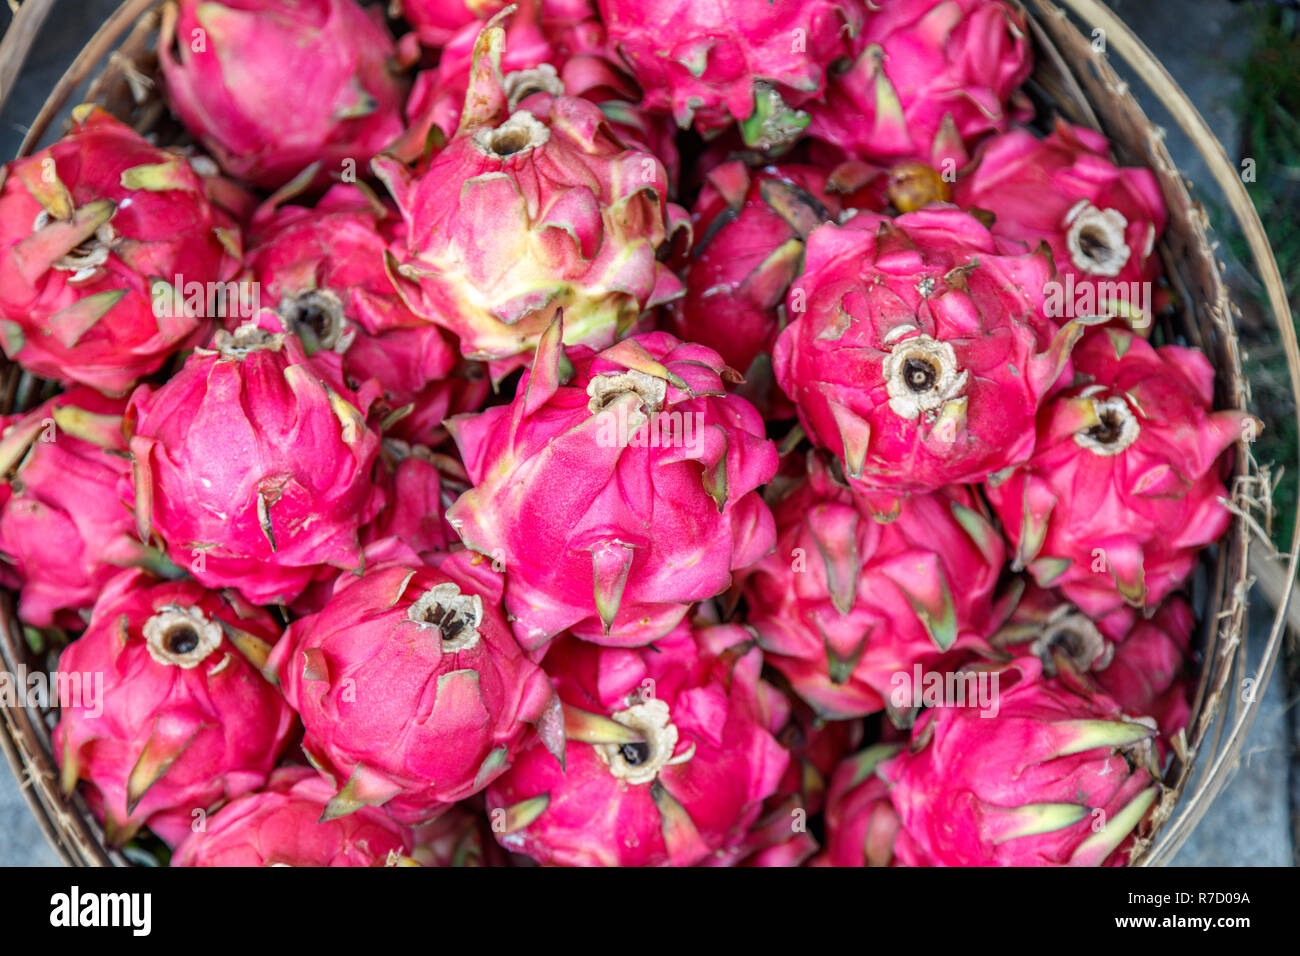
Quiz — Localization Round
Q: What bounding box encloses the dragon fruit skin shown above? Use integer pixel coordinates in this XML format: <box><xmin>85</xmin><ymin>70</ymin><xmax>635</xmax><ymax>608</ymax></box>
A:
<box><xmin>597</xmin><ymin>0</ymin><xmax>864</xmax><ymax>148</ymax></box>
<box><xmin>807</xmin><ymin>0</ymin><xmax>1033</xmax><ymax>169</ymax></box>
<box><xmin>742</xmin><ymin>453</ymin><xmax>1005</xmax><ymax>719</ymax></box>
<box><xmin>0</xmin><ymin>388</ymin><xmax>145</xmax><ymax>629</ymax></box>
<box><xmin>266</xmin><ymin>550</ymin><xmax>564</xmax><ymax>827</ymax></box>
<box><xmin>669</xmin><ymin>162</ymin><xmax>854</xmax><ymax>389</ymax></box>
<box><xmin>53</xmin><ymin>569</ymin><xmax>295</xmax><ymax>848</ymax></box>
<box><xmin>446</xmin><ymin>320</ymin><xmax>779</xmax><ymax>650</ymax></box>
<box><xmin>0</xmin><ymin>107</ymin><xmax>238</xmax><ymax>396</ymax></box>
<box><xmin>126</xmin><ymin>321</ymin><xmax>385</xmax><ymax>606</ymax></box>
<box><xmin>880</xmin><ymin>657</ymin><xmax>1160</xmax><ymax>866</ymax></box>
<box><xmin>985</xmin><ymin>328</ymin><xmax>1250</xmax><ymax>617</ymax></box>
<box><xmin>408</xmin><ymin>801</ymin><xmax>509</xmax><ymax>867</ymax></box>
<box><xmin>375</xmin><ymin>20</ymin><xmax>683</xmax><ymax>369</ymax></box>
<box><xmin>774</xmin><ymin>206</ymin><xmax>1089</xmax><ymax>514</ymax></box>
<box><xmin>157</xmin><ymin>0</ymin><xmax>406</xmax><ymax>191</ymax></box>
<box><xmin>954</xmin><ymin>121</ymin><xmax>1169</xmax><ymax>330</ymax></box>
<box><xmin>485</xmin><ymin>623</ymin><xmax>790</xmax><ymax>866</ymax></box>
<box><xmin>1096</xmin><ymin>598</ymin><xmax>1193</xmax><ymax>749</ymax></box>
<box><xmin>243</xmin><ymin>184</ymin><xmax>462</xmax><ymax>411</ymax></box>
<box><xmin>172</xmin><ymin>767</ymin><xmax>412</xmax><ymax>867</ymax></box>
<box><xmin>816</xmin><ymin>744</ymin><xmax>916</xmax><ymax>866</ymax></box>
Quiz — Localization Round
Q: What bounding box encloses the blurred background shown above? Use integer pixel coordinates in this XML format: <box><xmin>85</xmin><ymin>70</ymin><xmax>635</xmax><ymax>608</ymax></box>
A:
<box><xmin>0</xmin><ymin>0</ymin><xmax>1295</xmax><ymax>866</ymax></box>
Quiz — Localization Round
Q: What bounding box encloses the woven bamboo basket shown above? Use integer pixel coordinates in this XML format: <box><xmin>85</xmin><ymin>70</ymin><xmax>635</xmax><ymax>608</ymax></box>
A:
<box><xmin>0</xmin><ymin>0</ymin><xmax>1294</xmax><ymax>867</ymax></box>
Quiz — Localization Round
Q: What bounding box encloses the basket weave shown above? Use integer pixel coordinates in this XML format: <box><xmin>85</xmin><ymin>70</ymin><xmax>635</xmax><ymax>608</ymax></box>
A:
<box><xmin>0</xmin><ymin>0</ymin><xmax>1294</xmax><ymax>867</ymax></box>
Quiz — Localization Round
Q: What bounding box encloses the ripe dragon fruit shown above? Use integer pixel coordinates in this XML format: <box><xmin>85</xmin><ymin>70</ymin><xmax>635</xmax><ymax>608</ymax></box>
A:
<box><xmin>485</xmin><ymin>623</ymin><xmax>789</xmax><ymax>866</ymax></box>
<box><xmin>364</xmin><ymin>442</ymin><xmax>465</xmax><ymax>560</ymax></box>
<box><xmin>127</xmin><ymin>320</ymin><xmax>385</xmax><ymax>606</ymax></box>
<box><xmin>774</xmin><ymin>206</ymin><xmax>1088</xmax><ymax>517</ymax></box>
<box><xmin>879</xmin><ymin>657</ymin><xmax>1160</xmax><ymax>866</ymax></box>
<box><xmin>806</xmin><ymin>0</ymin><xmax>1033</xmax><ymax>169</ymax></box>
<box><xmin>157</xmin><ymin>0</ymin><xmax>407</xmax><ymax>191</ymax></box>
<box><xmin>243</xmin><ymin>184</ymin><xmax>463</xmax><ymax>413</ymax></box>
<box><xmin>408</xmin><ymin>802</ymin><xmax>508</xmax><ymax>867</ymax></box>
<box><xmin>987</xmin><ymin>584</ymin><xmax>1189</xmax><ymax>749</ymax></box>
<box><xmin>816</xmin><ymin>743</ymin><xmax>913</xmax><ymax>866</ymax></box>
<box><xmin>172</xmin><ymin>767</ymin><xmax>412</xmax><ymax>867</ymax></box>
<box><xmin>0</xmin><ymin>388</ymin><xmax>146</xmax><ymax>629</ymax></box>
<box><xmin>668</xmin><ymin>161</ymin><xmax>864</xmax><ymax>401</ymax></box>
<box><xmin>53</xmin><ymin>569</ymin><xmax>295</xmax><ymax>847</ymax></box>
<box><xmin>0</xmin><ymin>106</ymin><xmax>239</xmax><ymax>396</ymax></box>
<box><xmin>375</xmin><ymin>18</ymin><xmax>684</xmax><ymax>369</ymax></box>
<box><xmin>597</xmin><ymin>0</ymin><xmax>864</xmax><ymax>150</ymax></box>
<box><xmin>984</xmin><ymin>327</ymin><xmax>1251</xmax><ymax>616</ymax></box>
<box><xmin>953</xmin><ymin>120</ymin><xmax>1169</xmax><ymax>330</ymax></box>
<box><xmin>741</xmin><ymin>452</ymin><xmax>1004</xmax><ymax>718</ymax></box>
<box><xmin>446</xmin><ymin>319</ymin><xmax>779</xmax><ymax>649</ymax></box>
<box><xmin>266</xmin><ymin>550</ymin><xmax>565</xmax><ymax>826</ymax></box>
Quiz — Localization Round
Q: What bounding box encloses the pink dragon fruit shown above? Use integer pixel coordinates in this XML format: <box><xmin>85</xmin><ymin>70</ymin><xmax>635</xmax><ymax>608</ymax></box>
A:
<box><xmin>773</xmin><ymin>206</ymin><xmax>1090</xmax><ymax>517</ymax></box>
<box><xmin>127</xmin><ymin>319</ymin><xmax>385</xmax><ymax>606</ymax></box>
<box><xmin>157</xmin><ymin>0</ymin><xmax>407</xmax><ymax>190</ymax></box>
<box><xmin>742</xmin><ymin>452</ymin><xmax>1004</xmax><ymax>718</ymax></box>
<box><xmin>172</xmin><ymin>767</ymin><xmax>412</xmax><ymax>867</ymax></box>
<box><xmin>1095</xmin><ymin>598</ymin><xmax>1193</xmax><ymax>750</ymax></box>
<box><xmin>266</xmin><ymin>550</ymin><xmax>564</xmax><ymax>826</ymax></box>
<box><xmin>0</xmin><ymin>106</ymin><xmax>239</xmax><ymax>395</ymax></box>
<box><xmin>806</xmin><ymin>0</ymin><xmax>1033</xmax><ymax>169</ymax></box>
<box><xmin>0</xmin><ymin>388</ymin><xmax>147</xmax><ymax>629</ymax></box>
<box><xmin>816</xmin><ymin>743</ymin><xmax>914</xmax><ymax>866</ymax></box>
<box><xmin>53</xmin><ymin>569</ymin><xmax>295</xmax><ymax>847</ymax></box>
<box><xmin>485</xmin><ymin>623</ymin><xmax>789</xmax><ymax>866</ymax></box>
<box><xmin>364</xmin><ymin>441</ymin><xmax>466</xmax><ymax>559</ymax></box>
<box><xmin>243</xmin><ymin>184</ymin><xmax>463</xmax><ymax>413</ymax></box>
<box><xmin>954</xmin><ymin>120</ymin><xmax>1168</xmax><ymax>330</ymax></box>
<box><xmin>668</xmin><ymin>161</ymin><xmax>866</xmax><ymax>400</ymax></box>
<box><xmin>879</xmin><ymin>656</ymin><xmax>1160</xmax><ymax>866</ymax></box>
<box><xmin>597</xmin><ymin>0</ymin><xmax>864</xmax><ymax>149</ymax></box>
<box><xmin>984</xmin><ymin>327</ymin><xmax>1251</xmax><ymax>616</ymax></box>
<box><xmin>446</xmin><ymin>319</ymin><xmax>778</xmax><ymax>649</ymax></box>
<box><xmin>394</xmin><ymin>0</ymin><xmax>512</xmax><ymax>45</ymax></box>
<box><xmin>375</xmin><ymin>19</ymin><xmax>684</xmax><ymax>369</ymax></box>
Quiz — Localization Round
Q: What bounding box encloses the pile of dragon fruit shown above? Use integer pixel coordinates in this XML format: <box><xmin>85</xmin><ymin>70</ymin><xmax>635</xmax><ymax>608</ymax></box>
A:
<box><xmin>0</xmin><ymin>0</ymin><xmax>1255</xmax><ymax>867</ymax></box>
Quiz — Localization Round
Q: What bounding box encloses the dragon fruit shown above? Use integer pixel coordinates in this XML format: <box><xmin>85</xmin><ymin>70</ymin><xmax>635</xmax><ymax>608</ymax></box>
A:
<box><xmin>880</xmin><ymin>656</ymin><xmax>1160</xmax><ymax>866</ymax></box>
<box><xmin>985</xmin><ymin>327</ymin><xmax>1250</xmax><ymax>616</ymax></box>
<box><xmin>954</xmin><ymin>121</ymin><xmax>1169</xmax><ymax>330</ymax></box>
<box><xmin>446</xmin><ymin>319</ymin><xmax>778</xmax><ymax>649</ymax></box>
<box><xmin>597</xmin><ymin>0</ymin><xmax>863</xmax><ymax>150</ymax></box>
<box><xmin>365</xmin><ymin>441</ymin><xmax>465</xmax><ymax>559</ymax></box>
<box><xmin>157</xmin><ymin>0</ymin><xmax>406</xmax><ymax>190</ymax></box>
<box><xmin>244</xmin><ymin>184</ymin><xmax>462</xmax><ymax>412</ymax></box>
<box><xmin>741</xmin><ymin>452</ymin><xmax>1004</xmax><ymax>718</ymax></box>
<box><xmin>668</xmin><ymin>161</ymin><xmax>860</xmax><ymax>399</ymax></box>
<box><xmin>1095</xmin><ymin>599</ymin><xmax>1193</xmax><ymax>751</ymax></box>
<box><xmin>375</xmin><ymin>18</ymin><xmax>684</xmax><ymax>369</ymax></box>
<box><xmin>172</xmin><ymin>767</ymin><xmax>412</xmax><ymax>867</ymax></box>
<box><xmin>773</xmin><ymin>206</ymin><xmax>1090</xmax><ymax>516</ymax></box>
<box><xmin>816</xmin><ymin>743</ymin><xmax>913</xmax><ymax>866</ymax></box>
<box><xmin>266</xmin><ymin>550</ymin><xmax>564</xmax><ymax>826</ymax></box>
<box><xmin>127</xmin><ymin>319</ymin><xmax>385</xmax><ymax>606</ymax></box>
<box><xmin>408</xmin><ymin>802</ymin><xmax>508</xmax><ymax>867</ymax></box>
<box><xmin>485</xmin><ymin>623</ymin><xmax>789</xmax><ymax>866</ymax></box>
<box><xmin>53</xmin><ymin>569</ymin><xmax>295</xmax><ymax>847</ymax></box>
<box><xmin>395</xmin><ymin>0</ymin><xmax>512</xmax><ymax>45</ymax></box>
<box><xmin>0</xmin><ymin>106</ymin><xmax>239</xmax><ymax>395</ymax></box>
<box><xmin>807</xmin><ymin>0</ymin><xmax>1033</xmax><ymax>169</ymax></box>
<box><xmin>0</xmin><ymin>388</ymin><xmax>146</xmax><ymax>629</ymax></box>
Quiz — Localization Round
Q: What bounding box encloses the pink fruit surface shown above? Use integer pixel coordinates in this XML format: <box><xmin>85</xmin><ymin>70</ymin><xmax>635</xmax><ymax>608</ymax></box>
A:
<box><xmin>53</xmin><ymin>569</ymin><xmax>294</xmax><ymax>847</ymax></box>
<box><xmin>0</xmin><ymin>107</ymin><xmax>238</xmax><ymax>395</ymax></box>
<box><xmin>267</xmin><ymin>550</ymin><xmax>564</xmax><ymax>826</ymax></box>
<box><xmin>172</xmin><ymin>767</ymin><xmax>412</xmax><ymax>867</ymax></box>
<box><xmin>485</xmin><ymin>623</ymin><xmax>789</xmax><ymax>866</ymax></box>
<box><xmin>446</xmin><ymin>320</ymin><xmax>778</xmax><ymax>649</ymax></box>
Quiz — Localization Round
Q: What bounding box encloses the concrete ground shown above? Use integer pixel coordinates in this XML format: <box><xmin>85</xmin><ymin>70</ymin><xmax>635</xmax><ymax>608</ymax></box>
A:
<box><xmin>0</xmin><ymin>0</ymin><xmax>1293</xmax><ymax>866</ymax></box>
